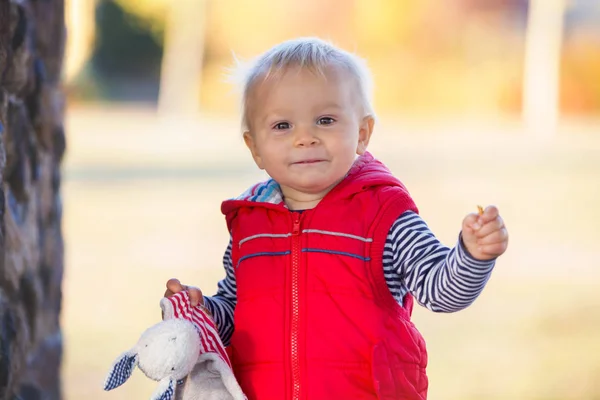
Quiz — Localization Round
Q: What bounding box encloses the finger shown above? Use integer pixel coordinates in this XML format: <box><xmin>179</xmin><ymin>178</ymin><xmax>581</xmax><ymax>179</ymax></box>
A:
<box><xmin>479</xmin><ymin>205</ymin><xmax>499</xmax><ymax>224</ymax></box>
<box><xmin>166</xmin><ymin>278</ymin><xmax>185</xmax><ymax>294</ymax></box>
<box><xmin>477</xmin><ymin>241</ymin><xmax>508</xmax><ymax>257</ymax></box>
<box><xmin>477</xmin><ymin>227</ymin><xmax>509</xmax><ymax>245</ymax></box>
<box><xmin>475</xmin><ymin>216</ymin><xmax>505</xmax><ymax>238</ymax></box>
<box><xmin>187</xmin><ymin>286</ymin><xmax>204</xmax><ymax>307</ymax></box>
<box><xmin>163</xmin><ymin>288</ymin><xmax>174</xmax><ymax>297</ymax></box>
<box><xmin>463</xmin><ymin>213</ymin><xmax>481</xmax><ymax>232</ymax></box>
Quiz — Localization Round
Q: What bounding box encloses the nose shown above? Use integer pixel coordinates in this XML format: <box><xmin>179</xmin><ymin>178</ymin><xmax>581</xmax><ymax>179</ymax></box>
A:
<box><xmin>293</xmin><ymin>125</ymin><xmax>319</xmax><ymax>147</ymax></box>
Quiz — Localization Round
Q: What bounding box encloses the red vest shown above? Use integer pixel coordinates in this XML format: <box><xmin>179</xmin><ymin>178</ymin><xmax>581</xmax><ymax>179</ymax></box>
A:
<box><xmin>221</xmin><ymin>153</ymin><xmax>428</xmax><ymax>400</ymax></box>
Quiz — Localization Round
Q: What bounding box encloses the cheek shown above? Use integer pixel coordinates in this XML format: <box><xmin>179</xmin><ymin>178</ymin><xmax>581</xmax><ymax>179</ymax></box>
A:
<box><xmin>335</xmin><ymin>130</ymin><xmax>360</xmax><ymax>151</ymax></box>
<box><xmin>260</xmin><ymin>139</ymin><xmax>287</xmax><ymax>157</ymax></box>
<box><xmin>256</xmin><ymin>142</ymin><xmax>288</xmax><ymax>170</ymax></box>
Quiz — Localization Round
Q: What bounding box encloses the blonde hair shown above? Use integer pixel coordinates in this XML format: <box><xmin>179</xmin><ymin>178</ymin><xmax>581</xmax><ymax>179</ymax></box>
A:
<box><xmin>229</xmin><ymin>37</ymin><xmax>375</xmax><ymax>131</ymax></box>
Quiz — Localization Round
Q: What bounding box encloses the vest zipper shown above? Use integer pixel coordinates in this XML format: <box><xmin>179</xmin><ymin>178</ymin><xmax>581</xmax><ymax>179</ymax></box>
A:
<box><xmin>291</xmin><ymin>212</ymin><xmax>301</xmax><ymax>400</ymax></box>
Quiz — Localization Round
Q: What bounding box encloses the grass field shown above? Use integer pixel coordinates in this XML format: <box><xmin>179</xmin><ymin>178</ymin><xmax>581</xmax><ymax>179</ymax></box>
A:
<box><xmin>60</xmin><ymin>104</ymin><xmax>600</xmax><ymax>399</ymax></box>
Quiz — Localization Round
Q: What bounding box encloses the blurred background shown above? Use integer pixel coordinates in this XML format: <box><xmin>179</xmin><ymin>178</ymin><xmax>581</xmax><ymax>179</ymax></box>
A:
<box><xmin>59</xmin><ymin>0</ymin><xmax>600</xmax><ymax>399</ymax></box>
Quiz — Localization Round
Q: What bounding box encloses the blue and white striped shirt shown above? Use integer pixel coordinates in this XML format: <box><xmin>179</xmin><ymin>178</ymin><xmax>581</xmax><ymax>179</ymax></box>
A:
<box><xmin>204</xmin><ymin>209</ymin><xmax>495</xmax><ymax>345</ymax></box>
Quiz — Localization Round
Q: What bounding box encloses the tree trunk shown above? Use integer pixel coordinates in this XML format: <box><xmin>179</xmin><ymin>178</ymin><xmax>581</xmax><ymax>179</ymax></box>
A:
<box><xmin>158</xmin><ymin>0</ymin><xmax>207</xmax><ymax>117</ymax></box>
<box><xmin>63</xmin><ymin>0</ymin><xmax>96</xmax><ymax>83</ymax></box>
<box><xmin>522</xmin><ymin>0</ymin><xmax>566</xmax><ymax>135</ymax></box>
<box><xmin>0</xmin><ymin>0</ymin><xmax>66</xmax><ymax>398</ymax></box>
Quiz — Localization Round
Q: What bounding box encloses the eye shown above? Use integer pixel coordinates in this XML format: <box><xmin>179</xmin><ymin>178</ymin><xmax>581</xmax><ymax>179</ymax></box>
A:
<box><xmin>317</xmin><ymin>117</ymin><xmax>335</xmax><ymax>125</ymax></box>
<box><xmin>171</xmin><ymin>367</ymin><xmax>176</xmax><ymax>371</ymax></box>
<box><xmin>273</xmin><ymin>122</ymin><xmax>291</xmax><ymax>130</ymax></box>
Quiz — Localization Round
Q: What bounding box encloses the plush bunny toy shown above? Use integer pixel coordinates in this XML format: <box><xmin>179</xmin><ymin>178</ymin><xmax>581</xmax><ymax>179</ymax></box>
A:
<box><xmin>103</xmin><ymin>291</ymin><xmax>246</xmax><ymax>400</ymax></box>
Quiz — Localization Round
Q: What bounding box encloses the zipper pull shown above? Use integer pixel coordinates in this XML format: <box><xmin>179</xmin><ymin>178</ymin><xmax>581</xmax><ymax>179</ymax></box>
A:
<box><xmin>292</xmin><ymin>213</ymin><xmax>300</xmax><ymax>235</ymax></box>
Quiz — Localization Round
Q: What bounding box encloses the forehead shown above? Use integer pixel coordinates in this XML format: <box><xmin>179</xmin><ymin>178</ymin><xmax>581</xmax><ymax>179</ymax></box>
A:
<box><xmin>249</xmin><ymin>64</ymin><xmax>358</xmax><ymax>107</ymax></box>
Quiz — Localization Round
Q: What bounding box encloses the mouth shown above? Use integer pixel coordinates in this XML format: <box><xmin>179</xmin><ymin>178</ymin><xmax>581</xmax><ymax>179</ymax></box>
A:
<box><xmin>292</xmin><ymin>159</ymin><xmax>326</xmax><ymax>165</ymax></box>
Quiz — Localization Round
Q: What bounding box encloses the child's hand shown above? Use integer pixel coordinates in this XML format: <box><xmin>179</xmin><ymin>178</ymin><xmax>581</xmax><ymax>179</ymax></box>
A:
<box><xmin>164</xmin><ymin>278</ymin><xmax>204</xmax><ymax>307</ymax></box>
<box><xmin>461</xmin><ymin>205</ymin><xmax>508</xmax><ymax>261</ymax></box>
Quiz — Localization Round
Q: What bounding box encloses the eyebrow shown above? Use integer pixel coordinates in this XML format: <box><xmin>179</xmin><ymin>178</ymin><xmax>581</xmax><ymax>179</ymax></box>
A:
<box><xmin>315</xmin><ymin>103</ymin><xmax>343</xmax><ymax>111</ymax></box>
<box><xmin>258</xmin><ymin>103</ymin><xmax>344</xmax><ymax>125</ymax></box>
<box><xmin>259</xmin><ymin>110</ymin><xmax>289</xmax><ymax>125</ymax></box>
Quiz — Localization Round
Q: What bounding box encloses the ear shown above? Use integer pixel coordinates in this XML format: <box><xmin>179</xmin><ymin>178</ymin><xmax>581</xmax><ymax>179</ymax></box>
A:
<box><xmin>356</xmin><ymin>115</ymin><xmax>374</xmax><ymax>155</ymax></box>
<box><xmin>103</xmin><ymin>351</ymin><xmax>138</xmax><ymax>391</ymax></box>
<box><xmin>160</xmin><ymin>296</ymin><xmax>175</xmax><ymax>320</ymax></box>
<box><xmin>150</xmin><ymin>377</ymin><xmax>176</xmax><ymax>400</ymax></box>
<box><xmin>197</xmin><ymin>353</ymin><xmax>247</xmax><ymax>399</ymax></box>
<box><xmin>243</xmin><ymin>131</ymin><xmax>264</xmax><ymax>170</ymax></box>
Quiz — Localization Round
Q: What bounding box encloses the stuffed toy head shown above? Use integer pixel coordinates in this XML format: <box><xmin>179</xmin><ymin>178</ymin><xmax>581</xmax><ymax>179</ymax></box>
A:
<box><xmin>136</xmin><ymin>318</ymin><xmax>200</xmax><ymax>381</ymax></box>
<box><xmin>103</xmin><ymin>292</ymin><xmax>246</xmax><ymax>400</ymax></box>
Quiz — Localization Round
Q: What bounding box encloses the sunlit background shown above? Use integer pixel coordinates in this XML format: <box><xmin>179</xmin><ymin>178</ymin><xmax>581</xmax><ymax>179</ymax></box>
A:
<box><xmin>60</xmin><ymin>1</ymin><xmax>600</xmax><ymax>399</ymax></box>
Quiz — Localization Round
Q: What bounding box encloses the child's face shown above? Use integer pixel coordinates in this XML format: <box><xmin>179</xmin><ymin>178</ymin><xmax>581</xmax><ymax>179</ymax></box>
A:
<box><xmin>244</xmin><ymin>65</ymin><xmax>373</xmax><ymax>201</ymax></box>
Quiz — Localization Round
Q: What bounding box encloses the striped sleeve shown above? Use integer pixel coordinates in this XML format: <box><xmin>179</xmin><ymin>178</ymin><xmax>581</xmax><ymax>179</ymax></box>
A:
<box><xmin>202</xmin><ymin>238</ymin><xmax>237</xmax><ymax>346</ymax></box>
<box><xmin>383</xmin><ymin>211</ymin><xmax>495</xmax><ymax>312</ymax></box>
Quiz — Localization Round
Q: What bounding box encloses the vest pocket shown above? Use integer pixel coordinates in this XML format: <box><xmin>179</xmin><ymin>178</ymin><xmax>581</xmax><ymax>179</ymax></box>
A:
<box><xmin>371</xmin><ymin>339</ymin><xmax>428</xmax><ymax>400</ymax></box>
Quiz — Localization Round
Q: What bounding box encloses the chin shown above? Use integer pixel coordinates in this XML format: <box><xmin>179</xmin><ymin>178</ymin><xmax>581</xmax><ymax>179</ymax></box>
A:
<box><xmin>299</xmin><ymin>180</ymin><xmax>339</xmax><ymax>194</ymax></box>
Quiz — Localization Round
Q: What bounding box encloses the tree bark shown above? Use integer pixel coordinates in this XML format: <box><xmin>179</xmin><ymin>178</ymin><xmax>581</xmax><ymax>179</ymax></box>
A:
<box><xmin>0</xmin><ymin>0</ymin><xmax>66</xmax><ymax>398</ymax></box>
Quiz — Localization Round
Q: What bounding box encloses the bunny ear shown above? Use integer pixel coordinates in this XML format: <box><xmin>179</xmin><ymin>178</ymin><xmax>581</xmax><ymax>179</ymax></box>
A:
<box><xmin>103</xmin><ymin>351</ymin><xmax>138</xmax><ymax>391</ymax></box>
<box><xmin>160</xmin><ymin>296</ymin><xmax>176</xmax><ymax>320</ymax></box>
<box><xmin>150</xmin><ymin>377</ymin><xmax>176</xmax><ymax>400</ymax></box>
